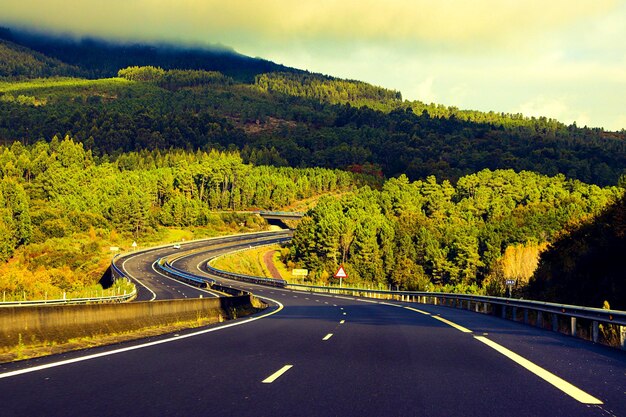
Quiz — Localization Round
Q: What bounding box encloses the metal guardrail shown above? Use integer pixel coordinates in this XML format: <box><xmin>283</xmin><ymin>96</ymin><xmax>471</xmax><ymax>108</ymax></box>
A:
<box><xmin>0</xmin><ymin>253</ymin><xmax>137</xmax><ymax>307</ymax></box>
<box><xmin>205</xmin><ymin>241</ymin><xmax>290</xmax><ymax>287</ymax></box>
<box><xmin>157</xmin><ymin>258</ymin><xmax>215</xmax><ymax>288</ymax></box>
<box><xmin>287</xmin><ymin>283</ymin><xmax>626</xmax><ymax>350</ymax></box>
<box><xmin>154</xmin><ymin>233</ymin><xmax>292</xmax><ymax>289</ymax></box>
<box><xmin>0</xmin><ymin>289</ymin><xmax>136</xmax><ymax>307</ymax></box>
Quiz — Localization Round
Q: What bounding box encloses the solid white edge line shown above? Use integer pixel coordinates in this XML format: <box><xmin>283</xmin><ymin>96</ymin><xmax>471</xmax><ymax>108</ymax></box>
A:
<box><xmin>262</xmin><ymin>364</ymin><xmax>293</xmax><ymax>383</ymax></box>
<box><xmin>0</xmin><ymin>297</ymin><xmax>284</xmax><ymax>380</ymax></box>
<box><xmin>122</xmin><ymin>253</ymin><xmax>157</xmax><ymax>301</ymax></box>
<box><xmin>474</xmin><ymin>336</ymin><xmax>603</xmax><ymax>405</ymax></box>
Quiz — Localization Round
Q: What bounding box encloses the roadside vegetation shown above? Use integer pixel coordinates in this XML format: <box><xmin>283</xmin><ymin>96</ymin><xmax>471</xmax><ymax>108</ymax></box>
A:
<box><xmin>0</xmin><ymin>137</ymin><xmax>364</xmax><ymax>301</ymax></box>
<box><xmin>287</xmin><ymin>170</ymin><xmax>623</xmax><ymax>306</ymax></box>
<box><xmin>211</xmin><ymin>245</ymin><xmax>281</xmax><ymax>279</ymax></box>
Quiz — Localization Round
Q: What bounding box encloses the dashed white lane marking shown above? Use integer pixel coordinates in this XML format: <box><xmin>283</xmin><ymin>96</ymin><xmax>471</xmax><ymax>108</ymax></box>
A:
<box><xmin>262</xmin><ymin>365</ymin><xmax>293</xmax><ymax>383</ymax></box>
<box><xmin>322</xmin><ymin>333</ymin><xmax>333</xmax><ymax>341</ymax></box>
<box><xmin>150</xmin><ymin>262</ymin><xmax>220</xmax><ymax>298</ymax></box>
<box><xmin>340</xmin><ymin>320</ymin><xmax>345</xmax><ymax>324</ymax></box>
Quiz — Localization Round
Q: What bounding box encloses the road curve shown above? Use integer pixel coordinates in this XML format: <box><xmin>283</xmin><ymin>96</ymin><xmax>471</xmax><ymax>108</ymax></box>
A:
<box><xmin>1</xmin><ymin>233</ymin><xmax>625</xmax><ymax>417</ymax></box>
<box><xmin>114</xmin><ymin>231</ymin><xmax>292</xmax><ymax>301</ymax></box>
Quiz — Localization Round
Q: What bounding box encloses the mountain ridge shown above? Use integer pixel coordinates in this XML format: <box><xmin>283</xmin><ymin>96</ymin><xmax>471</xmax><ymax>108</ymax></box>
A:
<box><xmin>0</xmin><ymin>26</ymin><xmax>624</xmax><ymax>187</ymax></box>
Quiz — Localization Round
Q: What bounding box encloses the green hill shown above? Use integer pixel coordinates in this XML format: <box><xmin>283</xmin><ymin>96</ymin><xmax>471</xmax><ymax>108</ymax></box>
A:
<box><xmin>0</xmin><ymin>27</ymin><xmax>624</xmax><ymax>188</ymax></box>
<box><xmin>0</xmin><ymin>27</ymin><xmax>299</xmax><ymax>83</ymax></box>
<box><xmin>0</xmin><ymin>39</ymin><xmax>81</xmax><ymax>79</ymax></box>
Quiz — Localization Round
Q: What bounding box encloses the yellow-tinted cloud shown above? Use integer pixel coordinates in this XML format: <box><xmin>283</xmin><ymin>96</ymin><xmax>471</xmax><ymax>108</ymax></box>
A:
<box><xmin>1</xmin><ymin>0</ymin><xmax>618</xmax><ymax>49</ymax></box>
<box><xmin>2</xmin><ymin>0</ymin><xmax>624</xmax><ymax>130</ymax></box>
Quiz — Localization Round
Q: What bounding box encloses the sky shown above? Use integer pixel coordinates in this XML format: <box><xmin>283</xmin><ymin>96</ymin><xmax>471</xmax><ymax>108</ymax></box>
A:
<box><xmin>2</xmin><ymin>0</ymin><xmax>625</xmax><ymax>130</ymax></box>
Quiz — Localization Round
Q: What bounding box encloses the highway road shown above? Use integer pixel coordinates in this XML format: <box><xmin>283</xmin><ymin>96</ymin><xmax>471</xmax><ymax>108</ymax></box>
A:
<box><xmin>1</xmin><ymin>231</ymin><xmax>625</xmax><ymax>416</ymax></box>
<box><xmin>113</xmin><ymin>231</ymin><xmax>292</xmax><ymax>301</ymax></box>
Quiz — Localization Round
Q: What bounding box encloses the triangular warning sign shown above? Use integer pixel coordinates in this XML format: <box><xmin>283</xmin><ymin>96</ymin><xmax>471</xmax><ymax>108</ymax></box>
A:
<box><xmin>334</xmin><ymin>265</ymin><xmax>348</xmax><ymax>278</ymax></box>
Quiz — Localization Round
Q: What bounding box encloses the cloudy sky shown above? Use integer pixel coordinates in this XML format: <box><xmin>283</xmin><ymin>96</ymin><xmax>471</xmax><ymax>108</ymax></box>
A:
<box><xmin>3</xmin><ymin>0</ymin><xmax>625</xmax><ymax>130</ymax></box>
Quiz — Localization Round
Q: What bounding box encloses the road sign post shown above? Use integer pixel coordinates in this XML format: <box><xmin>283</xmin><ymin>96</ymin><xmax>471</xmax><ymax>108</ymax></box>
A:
<box><xmin>505</xmin><ymin>279</ymin><xmax>516</xmax><ymax>297</ymax></box>
<box><xmin>334</xmin><ymin>265</ymin><xmax>348</xmax><ymax>288</ymax></box>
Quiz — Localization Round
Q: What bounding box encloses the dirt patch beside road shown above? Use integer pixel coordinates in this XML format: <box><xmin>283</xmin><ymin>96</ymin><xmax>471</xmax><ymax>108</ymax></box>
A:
<box><xmin>263</xmin><ymin>250</ymin><xmax>282</xmax><ymax>279</ymax></box>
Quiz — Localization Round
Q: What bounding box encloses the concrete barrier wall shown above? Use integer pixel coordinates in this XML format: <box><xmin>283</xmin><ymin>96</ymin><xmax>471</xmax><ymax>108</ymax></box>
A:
<box><xmin>0</xmin><ymin>295</ymin><xmax>254</xmax><ymax>348</ymax></box>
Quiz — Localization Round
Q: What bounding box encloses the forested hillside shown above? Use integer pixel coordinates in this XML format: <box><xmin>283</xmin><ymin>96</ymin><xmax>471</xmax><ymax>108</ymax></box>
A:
<box><xmin>528</xmin><ymin>194</ymin><xmax>626</xmax><ymax>309</ymax></box>
<box><xmin>0</xmin><ymin>137</ymin><xmax>363</xmax><ymax>300</ymax></box>
<box><xmin>0</xmin><ymin>39</ymin><xmax>81</xmax><ymax>79</ymax></box>
<box><xmin>1</xmin><ymin>69</ymin><xmax>624</xmax><ymax>186</ymax></box>
<box><xmin>286</xmin><ymin>170</ymin><xmax>622</xmax><ymax>300</ymax></box>
<box><xmin>0</xmin><ymin>28</ymin><xmax>297</xmax><ymax>82</ymax></box>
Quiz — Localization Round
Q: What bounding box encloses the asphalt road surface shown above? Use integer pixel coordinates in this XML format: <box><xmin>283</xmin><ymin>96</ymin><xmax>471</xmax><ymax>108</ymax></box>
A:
<box><xmin>1</xmin><ymin>232</ymin><xmax>625</xmax><ymax>417</ymax></box>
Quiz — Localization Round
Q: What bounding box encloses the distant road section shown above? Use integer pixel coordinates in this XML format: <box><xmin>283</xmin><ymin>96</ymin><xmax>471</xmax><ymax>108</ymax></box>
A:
<box><xmin>112</xmin><ymin>231</ymin><xmax>292</xmax><ymax>301</ymax></box>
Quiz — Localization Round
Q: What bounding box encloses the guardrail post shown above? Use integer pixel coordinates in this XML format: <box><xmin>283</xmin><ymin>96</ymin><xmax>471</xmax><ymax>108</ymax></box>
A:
<box><xmin>523</xmin><ymin>309</ymin><xmax>529</xmax><ymax>324</ymax></box>
<box><xmin>484</xmin><ymin>303</ymin><xmax>489</xmax><ymax>314</ymax></box>
<box><xmin>570</xmin><ymin>317</ymin><xmax>577</xmax><ymax>337</ymax></box>
<box><xmin>536</xmin><ymin>311</ymin><xmax>543</xmax><ymax>328</ymax></box>
<box><xmin>620</xmin><ymin>326</ymin><xmax>626</xmax><ymax>350</ymax></box>
<box><xmin>592</xmin><ymin>321</ymin><xmax>599</xmax><ymax>343</ymax></box>
<box><xmin>552</xmin><ymin>314</ymin><xmax>559</xmax><ymax>332</ymax></box>
<box><xmin>512</xmin><ymin>307</ymin><xmax>517</xmax><ymax>321</ymax></box>
<box><xmin>475</xmin><ymin>302</ymin><xmax>479</xmax><ymax>312</ymax></box>
<box><xmin>501</xmin><ymin>305</ymin><xmax>506</xmax><ymax>319</ymax></box>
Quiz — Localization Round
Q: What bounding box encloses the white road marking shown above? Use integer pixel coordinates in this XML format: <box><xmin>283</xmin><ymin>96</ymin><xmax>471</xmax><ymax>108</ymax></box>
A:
<box><xmin>340</xmin><ymin>320</ymin><xmax>345</xmax><ymax>324</ymax></box>
<box><xmin>262</xmin><ymin>365</ymin><xmax>293</xmax><ymax>383</ymax></box>
<box><xmin>149</xmin><ymin>262</ymin><xmax>220</xmax><ymax>298</ymax></box>
<box><xmin>121</xmin><ymin>254</ymin><xmax>157</xmax><ymax>301</ymax></box>
<box><xmin>322</xmin><ymin>333</ymin><xmax>333</xmax><ymax>341</ymax></box>
<box><xmin>0</xmin><ymin>297</ymin><xmax>285</xmax><ymax>380</ymax></box>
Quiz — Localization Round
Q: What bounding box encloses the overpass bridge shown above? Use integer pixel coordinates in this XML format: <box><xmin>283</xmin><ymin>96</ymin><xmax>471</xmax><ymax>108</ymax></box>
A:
<box><xmin>258</xmin><ymin>210</ymin><xmax>305</xmax><ymax>221</ymax></box>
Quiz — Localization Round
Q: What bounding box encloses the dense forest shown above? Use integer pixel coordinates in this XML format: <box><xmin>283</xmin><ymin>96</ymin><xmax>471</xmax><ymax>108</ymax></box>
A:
<box><xmin>286</xmin><ymin>170</ymin><xmax>622</xmax><ymax>304</ymax></box>
<box><xmin>527</xmin><ymin>194</ymin><xmax>626</xmax><ymax>310</ymax></box>
<box><xmin>0</xmin><ymin>137</ymin><xmax>363</xmax><ymax>300</ymax></box>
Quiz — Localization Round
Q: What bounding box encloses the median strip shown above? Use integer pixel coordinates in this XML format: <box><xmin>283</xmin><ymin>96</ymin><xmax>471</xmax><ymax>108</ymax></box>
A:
<box><xmin>262</xmin><ymin>365</ymin><xmax>293</xmax><ymax>383</ymax></box>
